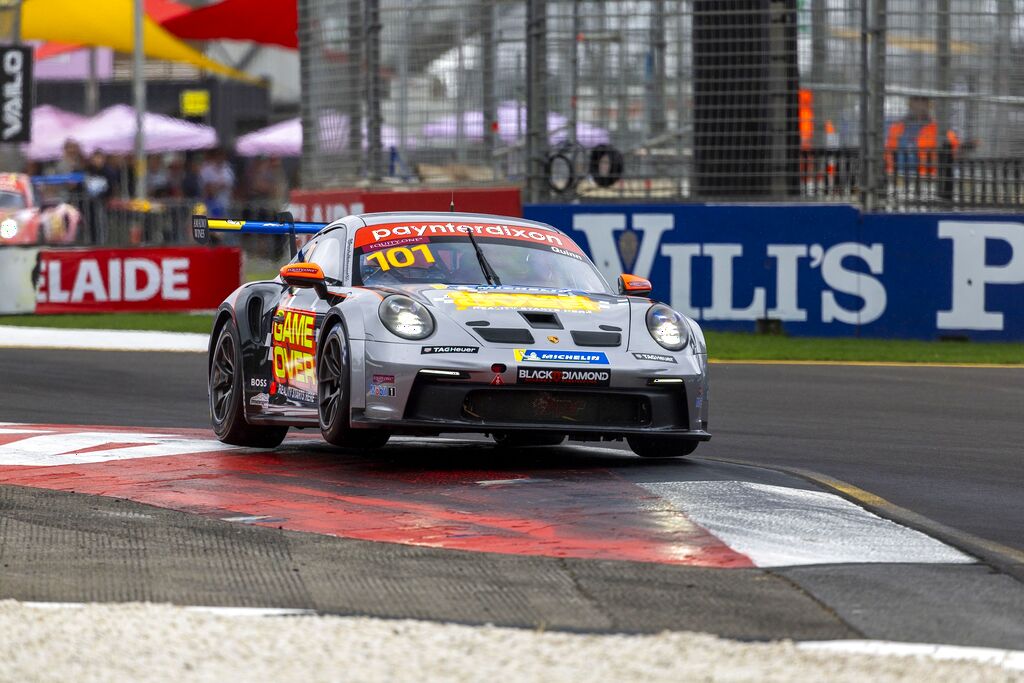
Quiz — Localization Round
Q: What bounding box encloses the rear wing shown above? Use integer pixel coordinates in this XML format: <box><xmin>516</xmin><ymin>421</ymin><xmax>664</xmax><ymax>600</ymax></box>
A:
<box><xmin>192</xmin><ymin>212</ymin><xmax>327</xmax><ymax>258</ymax></box>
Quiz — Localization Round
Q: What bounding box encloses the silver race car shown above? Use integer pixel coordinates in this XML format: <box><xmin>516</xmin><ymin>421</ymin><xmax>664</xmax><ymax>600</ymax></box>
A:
<box><xmin>197</xmin><ymin>212</ymin><xmax>710</xmax><ymax>458</ymax></box>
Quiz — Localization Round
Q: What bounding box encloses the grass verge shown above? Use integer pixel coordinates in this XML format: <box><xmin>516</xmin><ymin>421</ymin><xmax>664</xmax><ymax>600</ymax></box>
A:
<box><xmin>705</xmin><ymin>331</ymin><xmax>1024</xmax><ymax>365</ymax></box>
<box><xmin>0</xmin><ymin>315</ymin><xmax>1021</xmax><ymax>364</ymax></box>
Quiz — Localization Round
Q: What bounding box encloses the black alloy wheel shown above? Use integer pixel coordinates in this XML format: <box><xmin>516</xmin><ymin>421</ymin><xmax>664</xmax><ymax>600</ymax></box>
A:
<box><xmin>209</xmin><ymin>322</ymin><xmax>288</xmax><ymax>448</ymax></box>
<box><xmin>318</xmin><ymin>324</ymin><xmax>390</xmax><ymax>449</ymax></box>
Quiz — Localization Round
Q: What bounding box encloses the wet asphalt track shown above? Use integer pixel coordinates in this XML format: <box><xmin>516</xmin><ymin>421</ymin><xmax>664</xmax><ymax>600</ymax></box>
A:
<box><xmin>2</xmin><ymin>348</ymin><xmax>1021</xmax><ymax>552</ymax></box>
<box><xmin>1</xmin><ymin>348</ymin><xmax>1023</xmax><ymax>646</ymax></box>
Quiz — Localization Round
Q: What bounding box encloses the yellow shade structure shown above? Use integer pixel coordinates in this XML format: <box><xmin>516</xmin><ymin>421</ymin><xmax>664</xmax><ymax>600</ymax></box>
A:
<box><xmin>21</xmin><ymin>0</ymin><xmax>256</xmax><ymax>82</ymax></box>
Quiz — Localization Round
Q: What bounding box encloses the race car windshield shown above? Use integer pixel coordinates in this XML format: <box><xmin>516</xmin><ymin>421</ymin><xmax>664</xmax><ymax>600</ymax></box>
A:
<box><xmin>0</xmin><ymin>191</ymin><xmax>26</xmax><ymax>210</ymax></box>
<box><xmin>353</xmin><ymin>225</ymin><xmax>609</xmax><ymax>293</ymax></box>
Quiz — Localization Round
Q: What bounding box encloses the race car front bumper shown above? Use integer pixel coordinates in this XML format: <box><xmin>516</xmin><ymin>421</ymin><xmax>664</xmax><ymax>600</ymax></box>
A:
<box><xmin>351</xmin><ymin>340</ymin><xmax>710</xmax><ymax>439</ymax></box>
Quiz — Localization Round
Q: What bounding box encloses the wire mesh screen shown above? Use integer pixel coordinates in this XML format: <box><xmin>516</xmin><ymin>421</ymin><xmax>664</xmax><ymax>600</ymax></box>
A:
<box><xmin>297</xmin><ymin>0</ymin><xmax>1024</xmax><ymax>211</ymax></box>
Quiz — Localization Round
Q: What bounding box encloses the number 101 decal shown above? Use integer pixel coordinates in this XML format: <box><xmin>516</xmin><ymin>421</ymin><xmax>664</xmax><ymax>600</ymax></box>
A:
<box><xmin>366</xmin><ymin>244</ymin><xmax>434</xmax><ymax>271</ymax></box>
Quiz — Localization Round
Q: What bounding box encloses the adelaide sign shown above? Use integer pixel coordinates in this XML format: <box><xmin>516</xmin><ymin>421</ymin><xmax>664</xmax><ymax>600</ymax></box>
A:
<box><xmin>0</xmin><ymin>246</ymin><xmax>241</xmax><ymax>314</ymax></box>
<box><xmin>524</xmin><ymin>204</ymin><xmax>1024</xmax><ymax>341</ymax></box>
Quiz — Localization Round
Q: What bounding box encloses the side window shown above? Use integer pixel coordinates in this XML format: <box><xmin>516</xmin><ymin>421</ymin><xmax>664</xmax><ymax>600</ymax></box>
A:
<box><xmin>308</xmin><ymin>234</ymin><xmax>343</xmax><ymax>282</ymax></box>
<box><xmin>289</xmin><ymin>236</ymin><xmax>318</xmax><ymax>268</ymax></box>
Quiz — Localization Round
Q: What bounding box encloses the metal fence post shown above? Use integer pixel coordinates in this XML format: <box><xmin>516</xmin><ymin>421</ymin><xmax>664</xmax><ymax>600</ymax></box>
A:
<box><xmin>481</xmin><ymin>0</ymin><xmax>497</xmax><ymax>178</ymax></box>
<box><xmin>861</xmin><ymin>0</ymin><xmax>885</xmax><ymax>212</ymax></box>
<box><xmin>647</xmin><ymin>0</ymin><xmax>667</xmax><ymax>138</ymax></box>
<box><xmin>347</xmin><ymin>0</ymin><xmax>363</xmax><ymax>178</ymax></box>
<box><xmin>365</xmin><ymin>0</ymin><xmax>382</xmax><ymax>182</ymax></box>
<box><xmin>526</xmin><ymin>0</ymin><xmax>549</xmax><ymax>202</ymax></box>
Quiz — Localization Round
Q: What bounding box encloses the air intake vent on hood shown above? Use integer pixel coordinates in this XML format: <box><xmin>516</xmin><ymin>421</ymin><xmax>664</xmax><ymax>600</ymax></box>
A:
<box><xmin>571</xmin><ymin>330</ymin><xmax>621</xmax><ymax>347</ymax></box>
<box><xmin>520</xmin><ymin>312</ymin><xmax>562</xmax><ymax>329</ymax></box>
<box><xmin>476</xmin><ymin>328</ymin><xmax>535</xmax><ymax>344</ymax></box>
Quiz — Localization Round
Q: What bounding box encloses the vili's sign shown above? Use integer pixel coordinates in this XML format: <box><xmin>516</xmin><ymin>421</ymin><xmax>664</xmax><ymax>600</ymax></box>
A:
<box><xmin>525</xmin><ymin>204</ymin><xmax>1024</xmax><ymax>341</ymax></box>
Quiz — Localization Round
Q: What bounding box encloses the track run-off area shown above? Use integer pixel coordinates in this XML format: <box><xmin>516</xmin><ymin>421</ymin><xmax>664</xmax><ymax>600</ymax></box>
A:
<box><xmin>1</xmin><ymin>340</ymin><xmax>1023</xmax><ymax>675</ymax></box>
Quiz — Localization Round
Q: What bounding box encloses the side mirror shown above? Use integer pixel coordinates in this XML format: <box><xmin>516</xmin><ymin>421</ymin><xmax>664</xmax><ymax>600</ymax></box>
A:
<box><xmin>280</xmin><ymin>262</ymin><xmax>328</xmax><ymax>298</ymax></box>
<box><xmin>617</xmin><ymin>273</ymin><xmax>652</xmax><ymax>297</ymax></box>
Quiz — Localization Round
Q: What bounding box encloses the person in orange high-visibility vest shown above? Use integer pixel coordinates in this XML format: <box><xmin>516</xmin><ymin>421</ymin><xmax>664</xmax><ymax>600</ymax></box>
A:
<box><xmin>885</xmin><ymin>96</ymin><xmax>959</xmax><ymax>177</ymax></box>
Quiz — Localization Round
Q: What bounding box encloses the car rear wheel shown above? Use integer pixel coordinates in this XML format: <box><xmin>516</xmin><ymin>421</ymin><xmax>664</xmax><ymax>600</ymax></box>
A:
<box><xmin>318</xmin><ymin>324</ymin><xmax>390</xmax><ymax>449</ymax></box>
<box><xmin>210</xmin><ymin>322</ymin><xmax>288</xmax><ymax>448</ymax></box>
<box><xmin>627</xmin><ymin>436</ymin><xmax>699</xmax><ymax>458</ymax></box>
<box><xmin>492</xmin><ymin>432</ymin><xmax>565</xmax><ymax>448</ymax></box>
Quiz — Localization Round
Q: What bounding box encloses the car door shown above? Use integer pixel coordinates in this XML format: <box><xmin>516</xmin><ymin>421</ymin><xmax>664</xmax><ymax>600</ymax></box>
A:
<box><xmin>267</xmin><ymin>232</ymin><xmax>345</xmax><ymax>418</ymax></box>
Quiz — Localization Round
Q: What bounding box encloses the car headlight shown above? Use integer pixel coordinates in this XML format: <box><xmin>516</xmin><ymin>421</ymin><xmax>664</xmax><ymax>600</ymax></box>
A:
<box><xmin>379</xmin><ymin>295</ymin><xmax>434</xmax><ymax>340</ymax></box>
<box><xmin>646</xmin><ymin>304</ymin><xmax>689</xmax><ymax>351</ymax></box>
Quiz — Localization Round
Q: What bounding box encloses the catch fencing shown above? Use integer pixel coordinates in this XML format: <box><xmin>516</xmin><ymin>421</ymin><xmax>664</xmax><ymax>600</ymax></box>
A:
<box><xmin>296</xmin><ymin>0</ymin><xmax>1024</xmax><ymax>212</ymax></box>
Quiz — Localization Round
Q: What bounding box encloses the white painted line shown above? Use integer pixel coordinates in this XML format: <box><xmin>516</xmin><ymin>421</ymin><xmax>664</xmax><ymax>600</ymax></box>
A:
<box><xmin>0</xmin><ymin>325</ymin><xmax>208</xmax><ymax>353</ymax></box>
<box><xmin>221</xmin><ymin>515</ymin><xmax>288</xmax><ymax>524</ymax></box>
<box><xmin>476</xmin><ymin>478</ymin><xmax>551</xmax><ymax>487</ymax></box>
<box><xmin>639</xmin><ymin>481</ymin><xmax>973</xmax><ymax>567</ymax></box>
<box><xmin>0</xmin><ymin>431</ymin><xmax>242</xmax><ymax>466</ymax></box>
<box><xmin>798</xmin><ymin>640</ymin><xmax>1024</xmax><ymax>671</ymax></box>
<box><xmin>20</xmin><ymin>602</ymin><xmax>317</xmax><ymax>618</ymax></box>
<box><xmin>0</xmin><ymin>427</ymin><xmax>53</xmax><ymax>434</ymax></box>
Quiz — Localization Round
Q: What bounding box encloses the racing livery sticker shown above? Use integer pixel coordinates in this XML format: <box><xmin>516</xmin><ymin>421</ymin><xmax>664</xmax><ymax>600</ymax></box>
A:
<box><xmin>355</xmin><ymin>222</ymin><xmax>585</xmax><ymax>255</ymax></box>
<box><xmin>448</xmin><ymin>291</ymin><xmax>600</xmax><ymax>313</ymax></box>
<box><xmin>368</xmin><ymin>374</ymin><xmax>396</xmax><ymax>398</ymax></box>
<box><xmin>632</xmin><ymin>352</ymin><xmax>678</xmax><ymax>364</ymax></box>
<box><xmin>421</xmin><ymin>345</ymin><xmax>479</xmax><ymax>354</ymax></box>
<box><xmin>272</xmin><ymin>308</ymin><xmax>316</xmax><ymax>402</ymax></box>
<box><xmin>514</xmin><ymin>349</ymin><xmax>609</xmax><ymax>365</ymax></box>
<box><xmin>517</xmin><ymin>368</ymin><xmax>611</xmax><ymax>387</ymax></box>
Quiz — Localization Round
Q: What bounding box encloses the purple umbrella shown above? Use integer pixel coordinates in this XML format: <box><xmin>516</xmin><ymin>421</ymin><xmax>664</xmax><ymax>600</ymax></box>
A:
<box><xmin>422</xmin><ymin>102</ymin><xmax>609</xmax><ymax>146</ymax></box>
<box><xmin>23</xmin><ymin>105</ymin><xmax>89</xmax><ymax>161</ymax></box>
<box><xmin>237</xmin><ymin>116</ymin><xmax>408</xmax><ymax>157</ymax></box>
<box><xmin>236</xmin><ymin>118</ymin><xmax>301</xmax><ymax>157</ymax></box>
<box><xmin>69</xmin><ymin>105</ymin><xmax>218</xmax><ymax>156</ymax></box>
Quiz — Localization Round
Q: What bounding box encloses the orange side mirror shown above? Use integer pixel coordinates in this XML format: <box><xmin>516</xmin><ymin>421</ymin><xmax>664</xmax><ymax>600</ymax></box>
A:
<box><xmin>617</xmin><ymin>273</ymin><xmax>652</xmax><ymax>297</ymax></box>
<box><xmin>280</xmin><ymin>262</ymin><xmax>328</xmax><ymax>298</ymax></box>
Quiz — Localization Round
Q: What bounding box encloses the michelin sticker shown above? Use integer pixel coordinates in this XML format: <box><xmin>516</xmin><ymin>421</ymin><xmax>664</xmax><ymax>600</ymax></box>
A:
<box><xmin>513</xmin><ymin>349</ymin><xmax>609</xmax><ymax>365</ymax></box>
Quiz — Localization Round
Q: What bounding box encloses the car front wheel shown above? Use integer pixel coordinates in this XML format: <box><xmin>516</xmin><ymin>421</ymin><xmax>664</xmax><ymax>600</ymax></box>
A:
<box><xmin>318</xmin><ymin>324</ymin><xmax>390</xmax><ymax>449</ymax></box>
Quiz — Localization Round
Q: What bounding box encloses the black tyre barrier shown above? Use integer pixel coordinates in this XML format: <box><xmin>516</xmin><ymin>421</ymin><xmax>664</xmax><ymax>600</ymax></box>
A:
<box><xmin>545</xmin><ymin>153</ymin><xmax>576</xmax><ymax>193</ymax></box>
<box><xmin>589</xmin><ymin>144</ymin><xmax>624</xmax><ymax>188</ymax></box>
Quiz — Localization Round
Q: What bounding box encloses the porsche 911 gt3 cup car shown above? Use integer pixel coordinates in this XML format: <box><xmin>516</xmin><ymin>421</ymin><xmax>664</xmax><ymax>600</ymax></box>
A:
<box><xmin>196</xmin><ymin>211</ymin><xmax>709</xmax><ymax>458</ymax></box>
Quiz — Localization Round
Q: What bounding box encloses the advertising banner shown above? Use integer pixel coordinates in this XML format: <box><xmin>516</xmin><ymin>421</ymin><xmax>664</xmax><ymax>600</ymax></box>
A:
<box><xmin>0</xmin><ymin>44</ymin><xmax>32</xmax><ymax>143</ymax></box>
<box><xmin>523</xmin><ymin>204</ymin><xmax>1024</xmax><ymax>341</ymax></box>
<box><xmin>0</xmin><ymin>246</ymin><xmax>241</xmax><ymax>314</ymax></box>
<box><xmin>288</xmin><ymin>186</ymin><xmax>522</xmax><ymax>224</ymax></box>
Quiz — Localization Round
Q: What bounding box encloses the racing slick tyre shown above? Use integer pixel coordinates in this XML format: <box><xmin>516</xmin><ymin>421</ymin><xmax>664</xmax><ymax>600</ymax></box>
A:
<box><xmin>627</xmin><ymin>436</ymin><xmax>699</xmax><ymax>458</ymax></box>
<box><xmin>318</xmin><ymin>324</ymin><xmax>391</xmax><ymax>449</ymax></box>
<box><xmin>492</xmin><ymin>432</ymin><xmax>565</xmax><ymax>448</ymax></box>
<box><xmin>210</xmin><ymin>322</ymin><xmax>288</xmax><ymax>448</ymax></box>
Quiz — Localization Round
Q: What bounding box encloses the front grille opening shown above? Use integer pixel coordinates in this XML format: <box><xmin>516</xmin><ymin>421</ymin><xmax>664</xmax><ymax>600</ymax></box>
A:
<box><xmin>476</xmin><ymin>328</ymin><xmax>535</xmax><ymax>344</ymax></box>
<box><xmin>463</xmin><ymin>389</ymin><xmax>650</xmax><ymax>426</ymax></box>
<box><xmin>520</xmin><ymin>312</ymin><xmax>562</xmax><ymax>329</ymax></box>
<box><xmin>570</xmin><ymin>330</ymin><xmax>622</xmax><ymax>347</ymax></box>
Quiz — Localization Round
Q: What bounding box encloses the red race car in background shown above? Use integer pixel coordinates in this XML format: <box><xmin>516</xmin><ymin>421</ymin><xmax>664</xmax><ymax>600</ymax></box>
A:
<box><xmin>0</xmin><ymin>173</ymin><xmax>83</xmax><ymax>245</ymax></box>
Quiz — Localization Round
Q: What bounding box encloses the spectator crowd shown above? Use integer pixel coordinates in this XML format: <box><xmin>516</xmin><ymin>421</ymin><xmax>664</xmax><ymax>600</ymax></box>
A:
<box><xmin>27</xmin><ymin>142</ymin><xmax>295</xmax><ymax>244</ymax></box>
